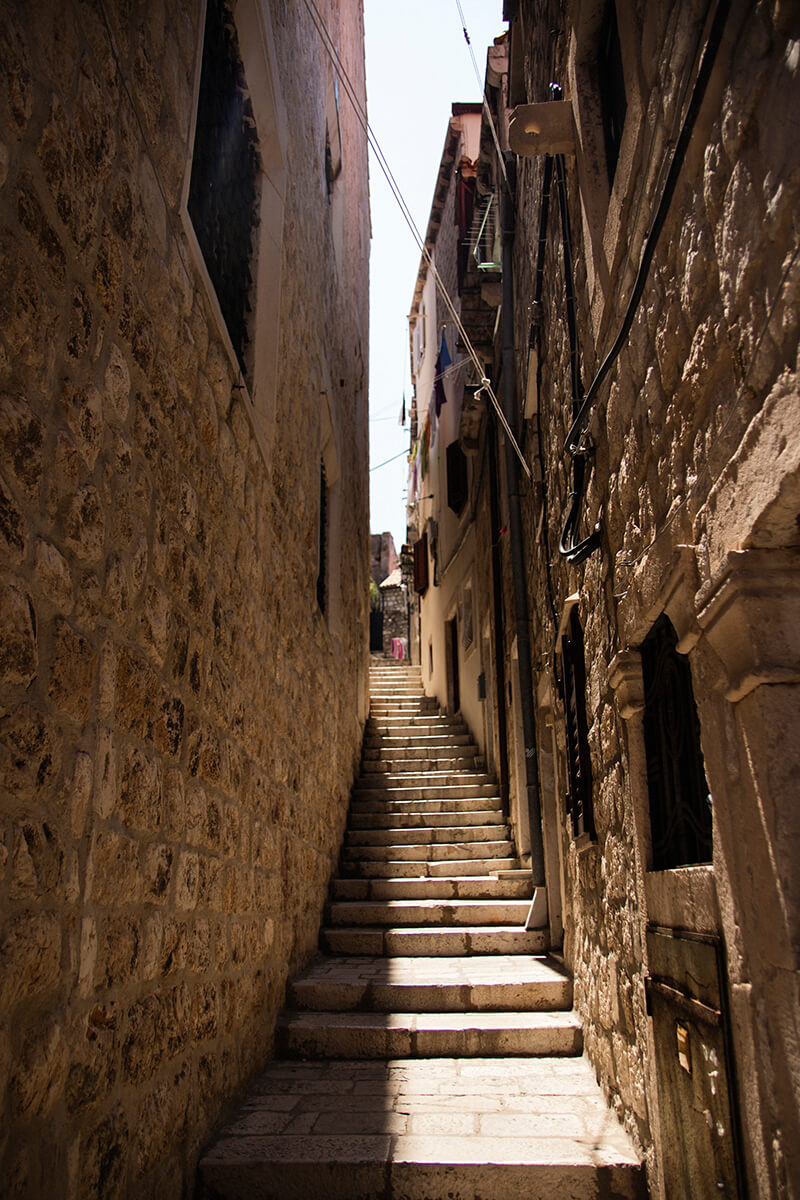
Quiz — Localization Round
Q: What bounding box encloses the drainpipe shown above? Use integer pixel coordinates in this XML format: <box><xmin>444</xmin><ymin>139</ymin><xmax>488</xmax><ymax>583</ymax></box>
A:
<box><xmin>487</xmin><ymin>412</ymin><xmax>511</xmax><ymax>817</ymax></box>
<box><xmin>500</xmin><ymin>152</ymin><xmax>547</xmax><ymax>917</ymax></box>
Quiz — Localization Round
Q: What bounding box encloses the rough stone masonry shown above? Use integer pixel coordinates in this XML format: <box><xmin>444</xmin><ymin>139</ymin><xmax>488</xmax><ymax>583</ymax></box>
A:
<box><xmin>0</xmin><ymin>1</ymin><xmax>370</xmax><ymax>1195</ymax></box>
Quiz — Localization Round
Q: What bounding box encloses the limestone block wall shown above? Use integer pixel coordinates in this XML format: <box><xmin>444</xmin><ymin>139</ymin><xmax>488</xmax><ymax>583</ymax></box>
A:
<box><xmin>0</xmin><ymin>1</ymin><xmax>369</xmax><ymax>1196</ymax></box>
<box><xmin>510</xmin><ymin>1</ymin><xmax>800</xmax><ymax>1194</ymax></box>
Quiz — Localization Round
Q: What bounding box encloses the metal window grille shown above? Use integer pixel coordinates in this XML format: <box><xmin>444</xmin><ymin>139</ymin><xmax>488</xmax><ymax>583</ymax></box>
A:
<box><xmin>641</xmin><ymin>615</ymin><xmax>712</xmax><ymax>869</ymax></box>
<box><xmin>188</xmin><ymin>0</ymin><xmax>260</xmax><ymax>380</ymax></box>
<box><xmin>446</xmin><ymin>440</ymin><xmax>468</xmax><ymax>514</ymax></box>
<box><xmin>316</xmin><ymin>460</ymin><xmax>327</xmax><ymax>613</ymax></box>
<box><xmin>413</xmin><ymin>533</ymin><xmax>429</xmax><ymax>595</ymax></box>
<box><xmin>598</xmin><ymin>0</ymin><xmax>627</xmax><ymax>184</ymax></box>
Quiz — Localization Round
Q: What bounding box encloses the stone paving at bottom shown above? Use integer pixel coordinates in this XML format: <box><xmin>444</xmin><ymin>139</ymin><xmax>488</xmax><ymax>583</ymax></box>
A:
<box><xmin>201</xmin><ymin>1056</ymin><xmax>643</xmax><ymax>1199</ymax></box>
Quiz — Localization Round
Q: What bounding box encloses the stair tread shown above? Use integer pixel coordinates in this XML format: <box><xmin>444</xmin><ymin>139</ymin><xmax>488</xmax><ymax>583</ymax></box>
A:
<box><xmin>200</xmin><ymin>1058</ymin><xmax>644</xmax><ymax>1189</ymax></box>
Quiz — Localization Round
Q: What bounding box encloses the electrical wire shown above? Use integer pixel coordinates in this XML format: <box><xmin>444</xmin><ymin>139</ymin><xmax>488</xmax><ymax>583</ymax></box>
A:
<box><xmin>563</xmin><ymin>0</ymin><xmax>731</xmax><ymax>453</ymax></box>
<box><xmin>454</xmin><ymin>0</ymin><xmax>512</xmax><ymax>202</ymax></box>
<box><xmin>302</xmin><ymin>0</ymin><xmax>531</xmax><ymax>479</ymax></box>
<box><xmin>370</xmin><ymin>447</ymin><xmax>409</xmax><ymax>472</ymax></box>
<box><xmin>617</xmin><ymin>236</ymin><xmax>800</xmax><ymax>574</ymax></box>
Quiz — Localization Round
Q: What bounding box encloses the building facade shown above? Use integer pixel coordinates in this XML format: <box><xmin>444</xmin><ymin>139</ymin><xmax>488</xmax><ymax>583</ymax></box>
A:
<box><xmin>0</xmin><ymin>0</ymin><xmax>370</xmax><ymax>1194</ymax></box>
<box><xmin>408</xmin><ymin>2</ymin><xmax>800</xmax><ymax>1196</ymax></box>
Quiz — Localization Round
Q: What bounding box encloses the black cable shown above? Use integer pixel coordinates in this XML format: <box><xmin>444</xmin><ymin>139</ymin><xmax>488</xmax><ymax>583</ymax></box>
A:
<box><xmin>563</xmin><ymin>0</ymin><xmax>731</xmax><ymax>453</ymax></box>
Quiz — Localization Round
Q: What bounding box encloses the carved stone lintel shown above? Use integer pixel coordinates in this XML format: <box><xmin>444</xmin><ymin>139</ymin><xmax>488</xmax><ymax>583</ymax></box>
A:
<box><xmin>697</xmin><ymin>549</ymin><xmax>800</xmax><ymax>702</ymax></box>
<box><xmin>618</xmin><ymin>544</ymin><xmax>700</xmax><ymax>652</ymax></box>
<box><xmin>609</xmin><ymin>649</ymin><xmax>645</xmax><ymax>719</ymax></box>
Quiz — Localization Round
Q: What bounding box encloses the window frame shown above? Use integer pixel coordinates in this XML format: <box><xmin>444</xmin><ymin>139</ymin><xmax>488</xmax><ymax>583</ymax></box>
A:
<box><xmin>181</xmin><ymin>0</ymin><xmax>288</xmax><ymax>459</ymax></box>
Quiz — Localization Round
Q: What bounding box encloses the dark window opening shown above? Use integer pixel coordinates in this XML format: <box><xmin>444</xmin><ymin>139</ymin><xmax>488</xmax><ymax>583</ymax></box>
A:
<box><xmin>641</xmin><ymin>614</ymin><xmax>712</xmax><ymax>870</ymax></box>
<box><xmin>325</xmin><ymin>75</ymin><xmax>342</xmax><ymax>194</ymax></box>
<box><xmin>597</xmin><ymin>0</ymin><xmax>627</xmax><ymax>185</ymax></box>
<box><xmin>446</xmin><ymin>439</ymin><xmax>468</xmax><ymax>514</ymax></box>
<box><xmin>560</xmin><ymin>607</ymin><xmax>594</xmax><ymax>839</ymax></box>
<box><xmin>413</xmin><ymin>533</ymin><xmax>429</xmax><ymax>595</ymax></box>
<box><xmin>316</xmin><ymin>459</ymin><xmax>328</xmax><ymax>612</ymax></box>
<box><xmin>188</xmin><ymin>0</ymin><xmax>260</xmax><ymax>381</ymax></box>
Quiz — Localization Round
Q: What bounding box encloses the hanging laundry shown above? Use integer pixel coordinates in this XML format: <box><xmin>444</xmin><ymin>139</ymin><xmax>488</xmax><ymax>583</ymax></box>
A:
<box><xmin>434</xmin><ymin>330</ymin><xmax>452</xmax><ymax>417</ymax></box>
<box><xmin>399</xmin><ymin>390</ymin><xmax>406</xmax><ymax>426</ymax></box>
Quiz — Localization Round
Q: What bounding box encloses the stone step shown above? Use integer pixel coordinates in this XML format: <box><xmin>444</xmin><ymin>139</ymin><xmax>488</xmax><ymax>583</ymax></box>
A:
<box><xmin>321</xmin><ymin>925</ymin><xmax>546</xmax><ymax>956</ymax></box>
<box><xmin>348</xmin><ymin>808</ymin><xmax>505</xmax><ymax>830</ymax></box>
<box><xmin>364</xmin><ymin>731</ymin><xmax>473</xmax><ymax>746</ymax></box>
<box><xmin>340</xmin><ymin>855</ymin><xmax>519</xmax><ymax>878</ymax></box>
<box><xmin>325</xmin><ymin>898</ymin><xmax>531</xmax><ymax>927</ymax></box>
<box><xmin>361</xmin><ymin>755</ymin><xmax>479</xmax><ymax>774</ymax></box>
<box><xmin>276</xmin><ymin>1010</ymin><xmax>583</xmax><ymax>1060</ymax></box>
<box><xmin>350</xmin><ymin>796</ymin><xmax>501</xmax><ymax>816</ymax></box>
<box><xmin>353</xmin><ymin>783</ymin><xmax>500</xmax><ymax>802</ymax></box>
<box><xmin>354</xmin><ymin>771</ymin><xmax>496</xmax><ymax>790</ymax></box>
<box><xmin>198</xmin><ymin>1058</ymin><xmax>646</xmax><ymax>1200</ymax></box>
<box><xmin>331</xmin><ymin>875</ymin><xmax>533</xmax><ymax>900</ymax></box>
<box><xmin>362</xmin><ymin>748</ymin><xmax>474</xmax><ymax>768</ymax></box>
<box><xmin>341</xmin><ymin>839</ymin><xmax>515</xmax><ymax>863</ymax></box>
<box><xmin>287</xmin><ymin>954</ymin><xmax>570</xmax><ymax>1012</ymax></box>
<box><xmin>345</xmin><ymin>824</ymin><xmax>508</xmax><ymax>849</ymax></box>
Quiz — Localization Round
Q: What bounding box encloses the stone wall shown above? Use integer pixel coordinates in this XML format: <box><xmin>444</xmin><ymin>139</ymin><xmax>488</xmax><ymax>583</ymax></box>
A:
<box><xmin>508</xmin><ymin>1</ymin><xmax>800</xmax><ymax>1194</ymax></box>
<box><xmin>0</xmin><ymin>1</ymin><xmax>369</xmax><ymax>1196</ymax></box>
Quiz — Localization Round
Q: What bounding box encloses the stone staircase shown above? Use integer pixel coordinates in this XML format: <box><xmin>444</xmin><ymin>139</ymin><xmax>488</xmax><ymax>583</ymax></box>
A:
<box><xmin>199</xmin><ymin>662</ymin><xmax>646</xmax><ymax>1199</ymax></box>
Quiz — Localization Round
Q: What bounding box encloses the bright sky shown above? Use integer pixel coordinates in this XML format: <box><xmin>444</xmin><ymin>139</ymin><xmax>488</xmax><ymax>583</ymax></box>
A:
<box><xmin>364</xmin><ymin>0</ymin><xmax>506</xmax><ymax>551</ymax></box>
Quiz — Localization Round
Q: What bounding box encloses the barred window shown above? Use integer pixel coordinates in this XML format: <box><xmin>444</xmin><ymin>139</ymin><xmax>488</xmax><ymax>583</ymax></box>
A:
<box><xmin>446</xmin><ymin>440</ymin><xmax>468</xmax><ymax>514</ymax></box>
<box><xmin>560</xmin><ymin>607</ymin><xmax>594</xmax><ymax>839</ymax></box>
<box><xmin>316</xmin><ymin>460</ymin><xmax>328</xmax><ymax>613</ymax></box>
<box><xmin>413</xmin><ymin>533</ymin><xmax>429</xmax><ymax>595</ymax></box>
<box><xmin>641</xmin><ymin>615</ymin><xmax>712</xmax><ymax>870</ymax></box>
<box><xmin>597</xmin><ymin>0</ymin><xmax>627</xmax><ymax>185</ymax></box>
<box><xmin>188</xmin><ymin>0</ymin><xmax>260</xmax><ymax>381</ymax></box>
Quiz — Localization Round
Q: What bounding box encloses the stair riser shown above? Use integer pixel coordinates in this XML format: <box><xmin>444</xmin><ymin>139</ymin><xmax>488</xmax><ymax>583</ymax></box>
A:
<box><xmin>354</xmin><ymin>774</ymin><xmax>495</xmax><ymax>789</ymax></box>
<box><xmin>354</xmin><ymin>787</ymin><xmax>501</xmax><ymax>802</ymax></box>
<box><xmin>331</xmin><ymin>877</ymin><xmax>533</xmax><ymax>900</ymax></box>
<box><xmin>348</xmin><ymin>811</ymin><xmax>505</xmax><ymax>830</ymax></box>
<box><xmin>361</xmin><ymin>758</ymin><xmax>478</xmax><ymax>772</ymax></box>
<box><xmin>287</xmin><ymin>979</ymin><xmax>573</xmax><ymax>1013</ymax></box>
<box><xmin>321</xmin><ymin>929</ymin><xmax>546</xmax><ymax>956</ymax></box>
<box><xmin>326</xmin><ymin>901</ymin><xmax>531</xmax><ymax>926</ymax></box>
<box><xmin>340</xmin><ymin>857</ymin><xmax>519</xmax><ymax>878</ymax></box>
<box><xmin>277</xmin><ymin>1024</ymin><xmax>582</xmax><ymax>1060</ymax></box>
<box><xmin>201</xmin><ymin>1156</ymin><xmax>645</xmax><ymax>1200</ymax></box>
<box><xmin>345</xmin><ymin>826</ymin><xmax>509</xmax><ymax>848</ymax></box>
<box><xmin>350</xmin><ymin>798</ymin><xmax>501</xmax><ymax>816</ymax></box>
<box><xmin>342</xmin><ymin>839</ymin><xmax>514</xmax><ymax>861</ymax></box>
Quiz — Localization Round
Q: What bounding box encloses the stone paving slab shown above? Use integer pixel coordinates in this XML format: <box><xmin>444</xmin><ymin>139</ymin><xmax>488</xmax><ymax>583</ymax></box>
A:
<box><xmin>199</xmin><ymin>1058</ymin><xmax>645</xmax><ymax>1199</ymax></box>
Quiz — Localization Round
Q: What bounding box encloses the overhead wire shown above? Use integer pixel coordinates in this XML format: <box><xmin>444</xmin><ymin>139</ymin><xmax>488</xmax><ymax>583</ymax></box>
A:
<box><xmin>302</xmin><ymin>0</ymin><xmax>531</xmax><ymax>479</ymax></box>
<box><xmin>454</xmin><ymin>0</ymin><xmax>512</xmax><ymax>203</ymax></box>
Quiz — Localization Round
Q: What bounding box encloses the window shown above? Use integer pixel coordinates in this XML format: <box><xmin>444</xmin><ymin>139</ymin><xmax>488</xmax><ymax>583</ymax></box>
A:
<box><xmin>412</xmin><ymin>303</ymin><xmax>426</xmax><ymax>372</ymax></box>
<box><xmin>597</xmin><ymin>0</ymin><xmax>627</xmax><ymax>185</ymax></box>
<box><xmin>446</xmin><ymin>439</ymin><xmax>468</xmax><ymax>514</ymax></box>
<box><xmin>325</xmin><ymin>74</ymin><xmax>342</xmax><ymax>192</ymax></box>
<box><xmin>413</xmin><ymin>533</ymin><xmax>429</xmax><ymax>595</ymax></box>
<box><xmin>560</xmin><ymin>607</ymin><xmax>594</xmax><ymax>839</ymax></box>
<box><xmin>188</xmin><ymin>0</ymin><xmax>260</xmax><ymax>381</ymax></box>
<box><xmin>641</xmin><ymin>615</ymin><xmax>712</xmax><ymax>870</ymax></box>
<box><xmin>316</xmin><ymin>459</ymin><xmax>328</xmax><ymax>613</ymax></box>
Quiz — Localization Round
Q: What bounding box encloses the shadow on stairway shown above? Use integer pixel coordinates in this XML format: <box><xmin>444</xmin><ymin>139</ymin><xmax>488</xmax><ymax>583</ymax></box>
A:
<box><xmin>198</xmin><ymin>663</ymin><xmax>646</xmax><ymax>1199</ymax></box>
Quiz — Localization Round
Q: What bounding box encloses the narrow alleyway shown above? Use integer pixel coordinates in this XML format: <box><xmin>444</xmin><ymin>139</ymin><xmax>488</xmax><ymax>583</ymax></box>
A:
<box><xmin>199</xmin><ymin>663</ymin><xmax>644</xmax><ymax>1198</ymax></box>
